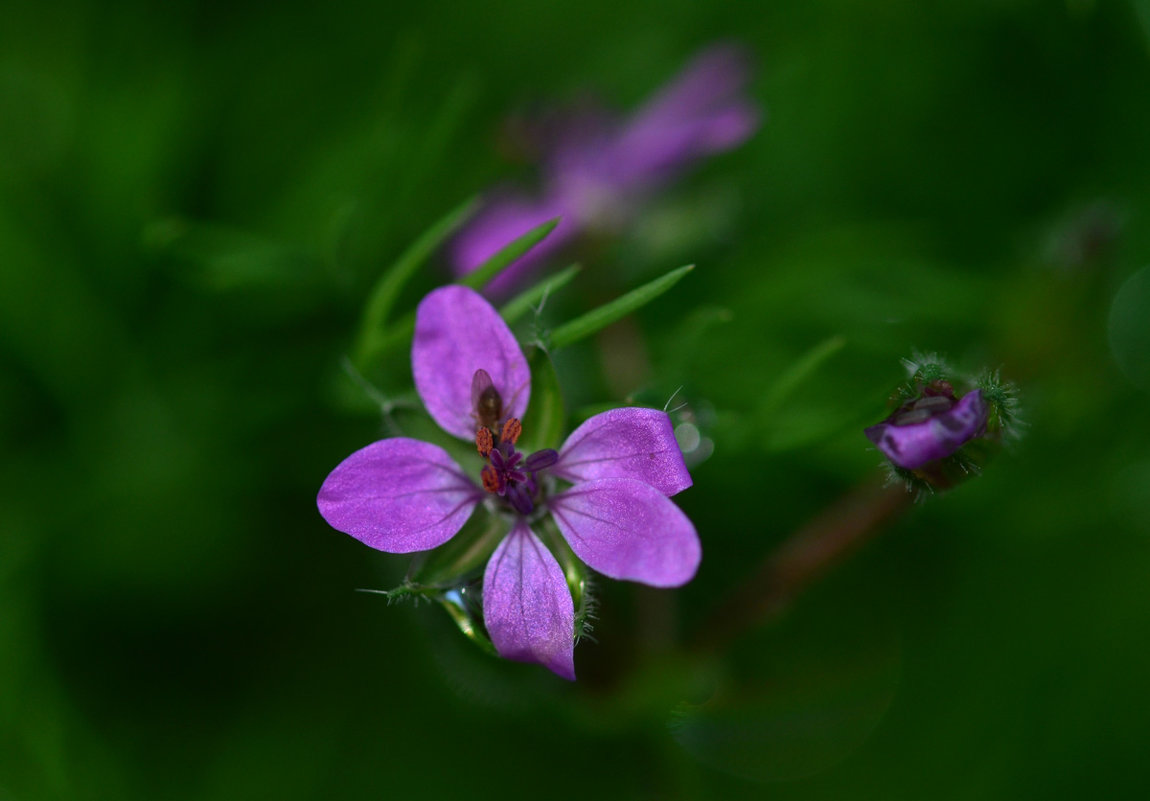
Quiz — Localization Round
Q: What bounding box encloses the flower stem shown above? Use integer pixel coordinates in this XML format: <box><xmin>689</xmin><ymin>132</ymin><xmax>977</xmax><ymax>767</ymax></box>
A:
<box><xmin>691</xmin><ymin>480</ymin><xmax>914</xmax><ymax>652</ymax></box>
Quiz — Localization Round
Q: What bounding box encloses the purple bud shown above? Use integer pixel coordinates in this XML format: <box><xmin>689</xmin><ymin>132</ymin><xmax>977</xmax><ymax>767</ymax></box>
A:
<box><xmin>865</xmin><ymin>390</ymin><xmax>989</xmax><ymax>471</ymax></box>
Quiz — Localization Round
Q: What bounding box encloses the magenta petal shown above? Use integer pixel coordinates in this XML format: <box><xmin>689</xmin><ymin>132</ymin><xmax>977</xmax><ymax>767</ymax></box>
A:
<box><xmin>317</xmin><ymin>438</ymin><xmax>480</xmax><ymax>553</ymax></box>
<box><xmin>609</xmin><ymin>44</ymin><xmax>759</xmax><ymax>184</ymax></box>
<box><xmin>864</xmin><ymin>390</ymin><xmax>989</xmax><ymax>470</ymax></box>
<box><xmin>482</xmin><ymin>521</ymin><xmax>576</xmax><ymax>680</ymax></box>
<box><xmin>639</xmin><ymin>44</ymin><xmax>755</xmax><ymax>126</ymax></box>
<box><xmin>549</xmin><ymin>478</ymin><xmax>700</xmax><ymax>588</ymax></box>
<box><xmin>553</xmin><ymin>407</ymin><xmax>692</xmax><ymax>496</ymax></box>
<box><xmin>413</xmin><ymin>285</ymin><xmax>531</xmax><ymax>440</ymax></box>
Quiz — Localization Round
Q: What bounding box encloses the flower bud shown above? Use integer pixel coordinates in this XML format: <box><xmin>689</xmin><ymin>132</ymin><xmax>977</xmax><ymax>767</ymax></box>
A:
<box><xmin>865</xmin><ymin>355</ymin><xmax>1020</xmax><ymax>493</ymax></box>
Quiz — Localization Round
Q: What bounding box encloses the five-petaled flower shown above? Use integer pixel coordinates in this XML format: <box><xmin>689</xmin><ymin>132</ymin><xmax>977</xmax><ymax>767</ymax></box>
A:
<box><xmin>318</xmin><ymin>285</ymin><xmax>700</xmax><ymax>679</ymax></box>
<box><xmin>449</xmin><ymin>43</ymin><xmax>760</xmax><ymax>292</ymax></box>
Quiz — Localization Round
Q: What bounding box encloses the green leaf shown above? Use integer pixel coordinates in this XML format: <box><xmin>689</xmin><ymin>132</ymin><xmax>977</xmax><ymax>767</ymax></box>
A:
<box><xmin>145</xmin><ymin>219</ymin><xmax>324</xmax><ymax>292</ymax></box>
<box><xmin>352</xmin><ymin>216</ymin><xmax>565</xmax><ymax>369</ymax></box>
<box><xmin>499</xmin><ymin>263</ymin><xmax>582</xmax><ymax>324</ymax></box>
<box><xmin>759</xmin><ymin>336</ymin><xmax>847</xmax><ymax>419</ymax></box>
<box><xmin>352</xmin><ymin>196</ymin><xmax>478</xmax><ymax>368</ymax></box>
<box><xmin>549</xmin><ymin>264</ymin><xmax>694</xmax><ymax>349</ymax></box>
<box><xmin>758</xmin><ymin>337</ymin><xmax>853</xmax><ymax>452</ymax></box>
<box><xmin>518</xmin><ymin>346</ymin><xmax>566</xmax><ymax>454</ymax></box>
<box><xmin>459</xmin><ymin>217</ymin><xmax>561</xmax><ymax>291</ymax></box>
<box><xmin>763</xmin><ymin>407</ymin><xmax>867</xmax><ymax>453</ymax></box>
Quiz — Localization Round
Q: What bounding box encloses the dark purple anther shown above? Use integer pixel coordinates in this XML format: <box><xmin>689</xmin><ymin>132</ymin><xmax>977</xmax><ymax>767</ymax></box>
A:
<box><xmin>524</xmin><ymin>449</ymin><xmax>559</xmax><ymax>472</ymax></box>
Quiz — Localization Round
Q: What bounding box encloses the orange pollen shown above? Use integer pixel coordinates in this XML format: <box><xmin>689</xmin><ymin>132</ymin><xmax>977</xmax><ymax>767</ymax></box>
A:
<box><xmin>501</xmin><ymin>417</ymin><xmax>523</xmax><ymax>446</ymax></box>
<box><xmin>476</xmin><ymin>427</ymin><xmax>494</xmax><ymax>457</ymax></box>
<box><xmin>480</xmin><ymin>464</ymin><xmax>500</xmax><ymax>494</ymax></box>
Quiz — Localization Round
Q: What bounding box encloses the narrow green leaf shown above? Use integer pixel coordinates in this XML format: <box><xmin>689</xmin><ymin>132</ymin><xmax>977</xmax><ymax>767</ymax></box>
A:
<box><xmin>459</xmin><ymin>217</ymin><xmax>560</xmax><ymax>291</ymax></box>
<box><xmin>760</xmin><ymin>336</ymin><xmax>848</xmax><ymax>419</ymax></box>
<box><xmin>145</xmin><ymin>219</ymin><xmax>324</xmax><ymax>292</ymax></box>
<box><xmin>356</xmin><ymin>218</ymin><xmax>566</xmax><ymax>366</ymax></box>
<box><xmin>519</xmin><ymin>346</ymin><xmax>566</xmax><ymax>454</ymax></box>
<box><xmin>499</xmin><ymin>264</ymin><xmax>582</xmax><ymax>324</ymax></box>
<box><xmin>764</xmin><ymin>409</ymin><xmax>864</xmax><ymax>453</ymax></box>
<box><xmin>758</xmin><ymin>336</ymin><xmax>850</xmax><ymax>452</ymax></box>
<box><xmin>352</xmin><ymin>196</ymin><xmax>478</xmax><ymax>368</ymax></box>
<box><xmin>549</xmin><ymin>264</ymin><xmax>694</xmax><ymax>350</ymax></box>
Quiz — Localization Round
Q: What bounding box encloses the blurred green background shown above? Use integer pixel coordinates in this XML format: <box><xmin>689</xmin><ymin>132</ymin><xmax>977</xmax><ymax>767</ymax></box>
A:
<box><xmin>3</xmin><ymin>0</ymin><xmax>1150</xmax><ymax>798</ymax></box>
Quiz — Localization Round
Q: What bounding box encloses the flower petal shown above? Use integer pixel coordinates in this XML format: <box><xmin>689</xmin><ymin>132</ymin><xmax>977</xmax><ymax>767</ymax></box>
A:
<box><xmin>447</xmin><ymin>193</ymin><xmax>575</xmax><ymax>292</ymax></box>
<box><xmin>549</xmin><ymin>478</ymin><xmax>700</xmax><ymax>588</ymax></box>
<box><xmin>413</xmin><ymin>285</ymin><xmax>531</xmax><ymax>440</ymax></box>
<box><xmin>609</xmin><ymin>44</ymin><xmax>759</xmax><ymax>185</ymax></box>
<box><xmin>640</xmin><ymin>44</ymin><xmax>755</xmax><ymax>126</ymax></box>
<box><xmin>865</xmin><ymin>390</ymin><xmax>989</xmax><ymax>470</ymax></box>
<box><xmin>317</xmin><ymin>438</ymin><xmax>481</xmax><ymax>553</ymax></box>
<box><xmin>482</xmin><ymin>521</ymin><xmax>576</xmax><ymax>680</ymax></box>
<box><xmin>553</xmin><ymin>407</ymin><xmax>692</xmax><ymax>496</ymax></box>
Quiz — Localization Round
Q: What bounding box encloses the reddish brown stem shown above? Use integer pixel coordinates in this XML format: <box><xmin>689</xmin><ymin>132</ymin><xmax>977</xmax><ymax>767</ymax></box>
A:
<box><xmin>692</xmin><ymin>481</ymin><xmax>914</xmax><ymax>652</ymax></box>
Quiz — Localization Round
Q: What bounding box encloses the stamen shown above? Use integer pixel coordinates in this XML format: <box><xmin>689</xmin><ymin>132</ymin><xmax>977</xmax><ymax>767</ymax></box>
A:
<box><xmin>501</xmin><ymin>417</ymin><xmax>522</xmax><ymax>445</ymax></box>
<box><xmin>476</xmin><ymin>427</ymin><xmax>494</xmax><ymax>457</ymax></box>
<box><xmin>474</xmin><ymin>419</ymin><xmax>541</xmax><ymax>514</ymax></box>
<box><xmin>481</xmin><ymin>464</ymin><xmax>503</xmax><ymax>494</ymax></box>
<box><xmin>524</xmin><ymin>449</ymin><xmax>558</xmax><ymax>472</ymax></box>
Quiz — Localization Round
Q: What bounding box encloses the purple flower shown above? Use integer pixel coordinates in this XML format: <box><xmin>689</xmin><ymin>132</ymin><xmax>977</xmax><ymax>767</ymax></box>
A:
<box><xmin>317</xmin><ymin>285</ymin><xmax>700</xmax><ymax>679</ymax></box>
<box><xmin>864</xmin><ymin>388</ymin><xmax>989</xmax><ymax>471</ymax></box>
<box><xmin>450</xmin><ymin>43</ymin><xmax>760</xmax><ymax>291</ymax></box>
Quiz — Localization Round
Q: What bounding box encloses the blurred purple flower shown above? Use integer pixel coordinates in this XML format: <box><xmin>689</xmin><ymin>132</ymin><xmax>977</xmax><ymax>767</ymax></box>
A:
<box><xmin>317</xmin><ymin>285</ymin><xmax>699</xmax><ymax>679</ymax></box>
<box><xmin>864</xmin><ymin>388</ymin><xmax>989</xmax><ymax>471</ymax></box>
<box><xmin>450</xmin><ymin>43</ymin><xmax>760</xmax><ymax>291</ymax></box>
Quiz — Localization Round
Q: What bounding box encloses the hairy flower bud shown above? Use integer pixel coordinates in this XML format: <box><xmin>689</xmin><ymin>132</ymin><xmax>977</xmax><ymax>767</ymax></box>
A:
<box><xmin>865</xmin><ymin>355</ymin><xmax>1021</xmax><ymax>494</ymax></box>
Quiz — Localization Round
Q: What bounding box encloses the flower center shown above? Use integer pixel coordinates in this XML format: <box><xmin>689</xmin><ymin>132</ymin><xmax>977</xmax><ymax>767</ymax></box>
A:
<box><xmin>476</xmin><ymin>417</ymin><xmax>558</xmax><ymax>515</ymax></box>
<box><xmin>470</xmin><ymin>369</ymin><xmax>556</xmax><ymax>515</ymax></box>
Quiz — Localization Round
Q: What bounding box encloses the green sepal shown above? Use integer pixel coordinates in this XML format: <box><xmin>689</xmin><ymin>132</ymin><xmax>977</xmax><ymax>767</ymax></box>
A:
<box><xmin>536</xmin><ymin>517</ymin><xmax>594</xmax><ymax>643</ymax></box>
<box><xmin>406</xmin><ymin>507</ymin><xmax>509</xmax><ymax>588</ymax></box>
<box><xmin>975</xmin><ymin>369</ymin><xmax>1023</xmax><ymax>440</ymax></box>
<box><xmin>548</xmin><ymin>264</ymin><xmax>694</xmax><ymax>349</ymax></box>
<box><xmin>437</xmin><ymin>581</ymin><xmax>497</xmax><ymax>656</ymax></box>
<box><xmin>518</xmin><ymin>346</ymin><xmax>566</xmax><ymax>455</ymax></box>
<box><xmin>363</xmin><ymin>510</ymin><xmax>509</xmax><ymax>657</ymax></box>
<box><xmin>361</xmin><ymin>577</ymin><xmax>497</xmax><ymax>656</ymax></box>
<box><xmin>352</xmin><ymin>196</ymin><xmax>478</xmax><ymax>369</ymax></box>
<box><xmin>499</xmin><ymin>263</ymin><xmax>582</xmax><ymax>325</ymax></box>
<box><xmin>459</xmin><ymin>217</ymin><xmax>561</xmax><ymax>291</ymax></box>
